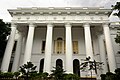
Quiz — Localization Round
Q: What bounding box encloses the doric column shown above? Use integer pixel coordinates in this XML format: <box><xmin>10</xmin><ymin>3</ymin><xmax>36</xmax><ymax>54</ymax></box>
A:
<box><xmin>98</xmin><ymin>35</ymin><xmax>108</xmax><ymax>74</ymax></box>
<box><xmin>84</xmin><ymin>23</ymin><xmax>94</xmax><ymax>60</ymax></box>
<box><xmin>12</xmin><ymin>32</ymin><xmax>23</xmax><ymax>72</ymax></box>
<box><xmin>65</xmin><ymin>23</ymin><xmax>73</xmax><ymax>73</ymax></box>
<box><xmin>44</xmin><ymin>23</ymin><xmax>53</xmax><ymax>73</ymax></box>
<box><xmin>1</xmin><ymin>23</ymin><xmax>17</xmax><ymax>72</ymax></box>
<box><xmin>23</xmin><ymin>23</ymin><xmax>35</xmax><ymax>64</ymax></box>
<box><xmin>103</xmin><ymin>23</ymin><xmax>116</xmax><ymax>72</ymax></box>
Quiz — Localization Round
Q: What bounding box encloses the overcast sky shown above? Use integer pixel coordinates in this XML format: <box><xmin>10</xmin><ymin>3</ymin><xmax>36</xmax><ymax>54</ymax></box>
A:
<box><xmin>0</xmin><ymin>0</ymin><xmax>119</xmax><ymax>22</ymax></box>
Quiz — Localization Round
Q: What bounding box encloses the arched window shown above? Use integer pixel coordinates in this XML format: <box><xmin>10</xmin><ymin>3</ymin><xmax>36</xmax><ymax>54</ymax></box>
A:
<box><xmin>57</xmin><ymin>37</ymin><xmax>63</xmax><ymax>40</ymax></box>
<box><xmin>39</xmin><ymin>58</ymin><xmax>44</xmax><ymax>73</ymax></box>
<box><xmin>73</xmin><ymin>59</ymin><xmax>80</xmax><ymax>76</ymax></box>
<box><xmin>56</xmin><ymin>59</ymin><xmax>63</xmax><ymax>68</ymax></box>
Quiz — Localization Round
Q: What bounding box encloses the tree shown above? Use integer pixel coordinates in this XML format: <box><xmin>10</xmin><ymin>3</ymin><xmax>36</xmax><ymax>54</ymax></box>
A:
<box><xmin>51</xmin><ymin>66</ymin><xmax>79</xmax><ymax>80</ymax></box>
<box><xmin>19</xmin><ymin>62</ymin><xmax>37</xmax><ymax>80</ymax></box>
<box><xmin>112</xmin><ymin>2</ymin><xmax>120</xmax><ymax>18</ymax></box>
<box><xmin>51</xmin><ymin>66</ymin><xmax>66</xmax><ymax>80</ymax></box>
<box><xmin>112</xmin><ymin>2</ymin><xmax>120</xmax><ymax>44</ymax></box>
<box><xmin>0</xmin><ymin>19</ymin><xmax>11</xmax><ymax>58</ymax></box>
<box><xmin>100</xmin><ymin>68</ymin><xmax>120</xmax><ymax>80</ymax></box>
<box><xmin>115</xmin><ymin>33</ymin><xmax>120</xmax><ymax>44</ymax></box>
<box><xmin>80</xmin><ymin>56</ymin><xmax>103</xmax><ymax>79</ymax></box>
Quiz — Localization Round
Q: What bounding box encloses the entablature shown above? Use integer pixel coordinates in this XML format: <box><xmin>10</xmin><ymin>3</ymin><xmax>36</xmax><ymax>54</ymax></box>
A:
<box><xmin>8</xmin><ymin>7</ymin><xmax>112</xmax><ymax>17</ymax></box>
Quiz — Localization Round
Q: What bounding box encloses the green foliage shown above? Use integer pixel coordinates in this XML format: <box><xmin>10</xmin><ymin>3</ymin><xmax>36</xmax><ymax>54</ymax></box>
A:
<box><xmin>51</xmin><ymin>66</ymin><xmax>80</xmax><ymax>80</ymax></box>
<box><xmin>19</xmin><ymin>62</ymin><xmax>37</xmax><ymax>79</ymax></box>
<box><xmin>19</xmin><ymin>62</ymin><xmax>37</xmax><ymax>74</ymax></box>
<box><xmin>112</xmin><ymin>2</ymin><xmax>120</xmax><ymax>45</ymax></box>
<box><xmin>30</xmin><ymin>72</ymin><xmax>49</xmax><ymax>80</ymax></box>
<box><xmin>100</xmin><ymin>74</ymin><xmax>106</xmax><ymax>80</ymax></box>
<box><xmin>63</xmin><ymin>74</ymin><xmax>80</xmax><ymax>80</ymax></box>
<box><xmin>51</xmin><ymin>66</ymin><xmax>66</xmax><ymax>80</ymax></box>
<box><xmin>14</xmin><ymin>72</ymin><xmax>20</xmax><ymax>79</ymax></box>
<box><xmin>114</xmin><ymin>68</ymin><xmax>120</xmax><ymax>80</ymax></box>
<box><xmin>41</xmin><ymin>72</ymin><xmax>49</xmax><ymax>78</ymax></box>
<box><xmin>80</xmin><ymin>56</ymin><xmax>103</xmax><ymax>74</ymax></box>
<box><xmin>0</xmin><ymin>19</ymin><xmax>11</xmax><ymax>57</ymax></box>
<box><xmin>105</xmin><ymin>72</ymin><xmax>115</xmax><ymax>80</ymax></box>
<box><xmin>115</xmin><ymin>34</ymin><xmax>120</xmax><ymax>44</ymax></box>
<box><xmin>101</xmin><ymin>68</ymin><xmax>120</xmax><ymax>80</ymax></box>
<box><xmin>0</xmin><ymin>72</ymin><xmax>14</xmax><ymax>78</ymax></box>
<box><xmin>0</xmin><ymin>71</ymin><xmax>4</xmax><ymax>78</ymax></box>
<box><xmin>112</xmin><ymin>2</ymin><xmax>120</xmax><ymax>18</ymax></box>
<box><xmin>3</xmin><ymin>72</ymin><xmax>14</xmax><ymax>78</ymax></box>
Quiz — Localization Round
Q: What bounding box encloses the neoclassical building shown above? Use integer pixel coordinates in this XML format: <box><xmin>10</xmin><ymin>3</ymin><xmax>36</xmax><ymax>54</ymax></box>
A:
<box><xmin>1</xmin><ymin>7</ymin><xmax>120</xmax><ymax>77</ymax></box>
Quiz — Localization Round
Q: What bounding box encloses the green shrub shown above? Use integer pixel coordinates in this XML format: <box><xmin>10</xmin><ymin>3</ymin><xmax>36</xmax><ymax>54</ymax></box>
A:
<box><xmin>3</xmin><ymin>72</ymin><xmax>14</xmax><ymax>78</ymax></box>
<box><xmin>105</xmin><ymin>72</ymin><xmax>115</xmax><ymax>80</ymax></box>
<box><xmin>0</xmin><ymin>71</ymin><xmax>4</xmax><ymax>78</ymax></box>
<box><xmin>14</xmin><ymin>72</ymin><xmax>20</xmax><ymax>79</ymax></box>
<box><xmin>63</xmin><ymin>74</ymin><xmax>80</xmax><ymax>80</ymax></box>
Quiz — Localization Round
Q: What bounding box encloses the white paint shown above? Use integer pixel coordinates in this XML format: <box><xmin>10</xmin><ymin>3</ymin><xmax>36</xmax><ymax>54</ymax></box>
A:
<box><xmin>23</xmin><ymin>23</ymin><xmax>35</xmax><ymax>64</ymax></box>
<box><xmin>98</xmin><ymin>35</ymin><xmax>108</xmax><ymax>74</ymax></box>
<box><xmin>103</xmin><ymin>23</ymin><xmax>116</xmax><ymax>72</ymax></box>
<box><xmin>44</xmin><ymin>23</ymin><xmax>53</xmax><ymax>73</ymax></box>
<box><xmin>3</xmin><ymin>7</ymin><xmax>120</xmax><ymax>77</ymax></box>
<box><xmin>1</xmin><ymin>24</ymin><xmax>16</xmax><ymax>72</ymax></box>
<box><xmin>12</xmin><ymin>33</ymin><xmax>23</xmax><ymax>72</ymax></box>
<box><xmin>65</xmin><ymin>23</ymin><xmax>73</xmax><ymax>73</ymax></box>
<box><xmin>84</xmin><ymin>23</ymin><xmax>94</xmax><ymax>60</ymax></box>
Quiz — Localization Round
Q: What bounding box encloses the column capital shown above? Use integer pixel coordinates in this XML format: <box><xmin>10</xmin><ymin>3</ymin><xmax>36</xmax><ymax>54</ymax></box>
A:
<box><xmin>11</xmin><ymin>23</ymin><xmax>17</xmax><ymax>27</ymax></box>
<box><xmin>83</xmin><ymin>22</ymin><xmax>90</xmax><ymax>27</ymax></box>
<box><xmin>102</xmin><ymin>22</ymin><xmax>110</xmax><ymax>27</ymax></box>
<box><xmin>47</xmin><ymin>23</ymin><xmax>54</xmax><ymax>27</ymax></box>
<box><xmin>28</xmin><ymin>23</ymin><xmax>36</xmax><ymax>27</ymax></box>
<box><xmin>65</xmin><ymin>22</ymin><xmax>72</xmax><ymax>27</ymax></box>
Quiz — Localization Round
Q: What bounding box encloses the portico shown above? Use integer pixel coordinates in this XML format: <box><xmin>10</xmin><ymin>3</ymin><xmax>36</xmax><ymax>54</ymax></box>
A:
<box><xmin>1</xmin><ymin>7</ymin><xmax>117</xmax><ymax>77</ymax></box>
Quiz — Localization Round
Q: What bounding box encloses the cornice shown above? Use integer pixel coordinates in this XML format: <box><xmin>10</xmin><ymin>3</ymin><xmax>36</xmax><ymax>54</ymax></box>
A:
<box><xmin>8</xmin><ymin>7</ymin><xmax>112</xmax><ymax>17</ymax></box>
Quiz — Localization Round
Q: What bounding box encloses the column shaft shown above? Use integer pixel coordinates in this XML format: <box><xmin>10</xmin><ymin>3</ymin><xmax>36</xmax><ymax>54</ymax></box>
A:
<box><xmin>12</xmin><ymin>33</ymin><xmax>23</xmax><ymax>72</ymax></box>
<box><xmin>23</xmin><ymin>23</ymin><xmax>35</xmax><ymax>64</ymax></box>
<box><xmin>84</xmin><ymin>23</ymin><xmax>94</xmax><ymax>60</ymax></box>
<box><xmin>44</xmin><ymin>23</ymin><xmax>53</xmax><ymax>73</ymax></box>
<box><xmin>103</xmin><ymin>24</ymin><xmax>116</xmax><ymax>72</ymax></box>
<box><xmin>1</xmin><ymin>24</ymin><xmax>17</xmax><ymax>72</ymax></box>
<box><xmin>65</xmin><ymin>23</ymin><xmax>73</xmax><ymax>73</ymax></box>
<box><xmin>98</xmin><ymin>35</ymin><xmax>108</xmax><ymax>74</ymax></box>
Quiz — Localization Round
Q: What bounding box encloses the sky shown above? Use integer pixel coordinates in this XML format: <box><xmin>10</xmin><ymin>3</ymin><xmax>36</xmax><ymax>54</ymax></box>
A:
<box><xmin>0</xmin><ymin>0</ymin><xmax>120</xmax><ymax>22</ymax></box>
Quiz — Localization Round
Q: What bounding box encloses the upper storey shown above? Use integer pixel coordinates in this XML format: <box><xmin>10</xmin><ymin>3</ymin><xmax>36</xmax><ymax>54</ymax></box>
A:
<box><xmin>8</xmin><ymin>7</ymin><xmax>112</xmax><ymax>24</ymax></box>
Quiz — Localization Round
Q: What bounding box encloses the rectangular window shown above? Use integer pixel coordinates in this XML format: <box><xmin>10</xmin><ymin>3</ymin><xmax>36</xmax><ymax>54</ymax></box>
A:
<box><xmin>54</xmin><ymin>40</ymin><xmax>65</xmax><ymax>54</ymax></box>
<box><xmin>73</xmin><ymin>41</ymin><xmax>78</xmax><ymax>54</ymax></box>
<box><xmin>41</xmin><ymin>41</ymin><xmax>46</xmax><ymax>53</ymax></box>
<box><xmin>54</xmin><ymin>40</ymin><xmax>79</xmax><ymax>54</ymax></box>
<box><xmin>57</xmin><ymin>41</ymin><xmax>62</xmax><ymax>54</ymax></box>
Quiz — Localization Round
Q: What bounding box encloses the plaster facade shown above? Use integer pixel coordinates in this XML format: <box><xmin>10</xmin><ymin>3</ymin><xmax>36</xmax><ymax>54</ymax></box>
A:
<box><xmin>1</xmin><ymin>7</ymin><xmax>120</xmax><ymax>78</ymax></box>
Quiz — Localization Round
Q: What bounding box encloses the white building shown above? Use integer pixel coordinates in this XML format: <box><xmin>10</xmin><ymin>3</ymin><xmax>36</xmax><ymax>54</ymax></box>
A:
<box><xmin>1</xmin><ymin>7</ymin><xmax>120</xmax><ymax>78</ymax></box>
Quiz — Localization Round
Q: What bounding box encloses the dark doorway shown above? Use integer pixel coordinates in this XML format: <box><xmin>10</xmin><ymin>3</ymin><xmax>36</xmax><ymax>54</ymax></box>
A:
<box><xmin>56</xmin><ymin>59</ymin><xmax>63</xmax><ymax>68</ymax></box>
<box><xmin>39</xmin><ymin>58</ymin><xmax>44</xmax><ymax>73</ymax></box>
<box><xmin>73</xmin><ymin>59</ymin><xmax>80</xmax><ymax>76</ymax></box>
